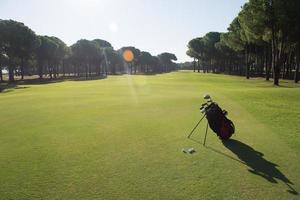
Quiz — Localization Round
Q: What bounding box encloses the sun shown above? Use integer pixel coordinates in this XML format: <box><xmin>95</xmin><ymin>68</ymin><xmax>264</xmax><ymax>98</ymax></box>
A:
<box><xmin>123</xmin><ymin>49</ymin><xmax>134</xmax><ymax>62</ymax></box>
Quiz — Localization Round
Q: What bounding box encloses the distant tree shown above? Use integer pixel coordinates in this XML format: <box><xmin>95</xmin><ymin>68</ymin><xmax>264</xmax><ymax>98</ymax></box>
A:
<box><xmin>0</xmin><ymin>19</ymin><xmax>39</xmax><ymax>82</ymax></box>
<box><xmin>119</xmin><ymin>47</ymin><xmax>141</xmax><ymax>74</ymax></box>
<box><xmin>186</xmin><ymin>49</ymin><xmax>198</xmax><ymax>72</ymax></box>
<box><xmin>150</xmin><ymin>56</ymin><xmax>160</xmax><ymax>73</ymax></box>
<box><xmin>221</xmin><ymin>18</ymin><xmax>246</xmax><ymax>76</ymax></box>
<box><xmin>92</xmin><ymin>39</ymin><xmax>112</xmax><ymax>48</ymax></box>
<box><xmin>178</xmin><ymin>61</ymin><xmax>194</xmax><ymax>70</ymax></box>
<box><xmin>0</xmin><ymin>32</ymin><xmax>5</xmax><ymax>81</ymax></box>
<box><xmin>186</xmin><ymin>38</ymin><xmax>204</xmax><ymax>72</ymax></box>
<box><xmin>238</xmin><ymin>0</ymin><xmax>300</xmax><ymax>84</ymax></box>
<box><xmin>0</xmin><ymin>19</ymin><xmax>180</xmax><ymax>80</ymax></box>
<box><xmin>35</xmin><ymin>36</ymin><xmax>58</xmax><ymax>79</ymax></box>
<box><xmin>185</xmin><ymin>0</ymin><xmax>300</xmax><ymax>84</ymax></box>
<box><xmin>239</xmin><ymin>1</ymin><xmax>267</xmax><ymax>79</ymax></box>
<box><xmin>71</xmin><ymin>39</ymin><xmax>98</xmax><ymax>78</ymax></box>
<box><xmin>92</xmin><ymin>39</ymin><xmax>112</xmax><ymax>75</ymax></box>
<box><xmin>138</xmin><ymin>51</ymin><xmax>152</xmax><ymax>73</ymax></box>
<box><xmin>222</xmin><ymin>18</ymin><xmax>245</xmax><ymax>52</ymax></box>
<box><xmin>0</xmin><ymin>53</ymin><xmax>8</xmax><ymax>82</ymax></box>
<box><xmin>158</xmin><ymin>52</ymin><xmax>177</xmax><ymax>72</ymax></box>
<box><xmin>202</xmin><ymin>32</ymin><xmax>221</xmax><ymax>73</ymax></box>
<box><xmin>62</xmin><ymin>46</ymin><xmax>71</xmax><ymax>77</ymax></box>
<box><xmin>105</xmin><ymin>48</ymin><xmax>123</xmax><ymax>74</ymax></box>
<box><xmin>215</xmin><ymin>38</ymin><xmax>238</xmax><ymax>74</ymax></box>
<box><xmin>49</xmin><ymin>36</ymin><xmax>68</xmax><ymax>78</ymax></box>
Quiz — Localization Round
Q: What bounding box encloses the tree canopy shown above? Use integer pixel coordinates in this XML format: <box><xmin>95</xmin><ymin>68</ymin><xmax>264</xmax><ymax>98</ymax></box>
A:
<box><xmin>0</xmin><ymin>19</ymin><xmax>178</xmax><ymax>82</ymax></box>
<box><xmin>186</xmin><ymin>0</ymin><xmax>300</xmax><ymax>85</ymax></box>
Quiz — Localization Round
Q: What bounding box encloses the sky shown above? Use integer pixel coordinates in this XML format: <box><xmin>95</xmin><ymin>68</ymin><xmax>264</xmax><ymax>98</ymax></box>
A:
<box><xmin>0</xmin><ymin>0</ymin><xmax>246</xmax><ymax>62</ymax></box>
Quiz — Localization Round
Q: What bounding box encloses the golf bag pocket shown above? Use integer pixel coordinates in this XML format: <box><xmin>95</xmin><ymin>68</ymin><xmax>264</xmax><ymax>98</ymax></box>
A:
<box><xmin>219</xmin><ymin>118</ymin><xmax>235</xmax><ymax>140</ymax></box>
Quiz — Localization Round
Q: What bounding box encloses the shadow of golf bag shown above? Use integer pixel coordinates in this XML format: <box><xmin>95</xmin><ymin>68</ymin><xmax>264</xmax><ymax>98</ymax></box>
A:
<box><xmin>205</xmin><ymin>103</ymin><xmax>235</xmax><ymax>140</ymax></box>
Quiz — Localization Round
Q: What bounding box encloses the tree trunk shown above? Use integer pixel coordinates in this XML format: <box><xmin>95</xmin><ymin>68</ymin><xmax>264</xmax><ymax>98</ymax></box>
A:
<box><xmin>9</xmin><ymin>67</ymin><xmax>14</xmax><ymax>82</ymax></box>
<box><xmin>38</xmin><ymin>60</ymin><xmax>43</xmax><ymax>79</ymax></box>
<box><xmin>286</xmin><ymin>52</ymin><xmax>292</xmax><ymax>79</ymax></box>
<box><xmin>47</xmin><ymin>61</ymin><xmax>52</xmax><ymax>79</ymax></box>
<box><xmin>282</xmin><ymin>58</ymin><xmax>286</xmax><ymax>79</ymax></box>
<box><xmin>88</xmin><ymin>64</ymin><xmax>91</xmax><ymax>77</ymax></box>
<box><xmin>197</xmin><ymin>60</ymin><xmax>200</xmax><ymax>73</ymax></box>
<box><xmin>271</xmin><ymin>34</ymin><xmax>279</xmax><ymax>86</ymax></box>
<box><xmin>62</xmin><ymin>61</ymin><xmax>65</xmax><ymax>77</ymax></box>
<box><xmin>254</xmin><ymin>46</ymin><xmax>259</xmax><ymax>76</ymax></box>
<box><xmin>229</xmin><ymin>60</ymin><xmax>232</xmax><ymax>74</ymax></box>
<box><xmin>39</xmin><ymin>70</ymin><xmax>43</xmax><ymax>79</ymax></box>
<box><xmin>193</xmin><ymin>58</ymin><xmax>196</xmax><ymax>72</ymax></box>
<box><xmin>100</xmin><ymin>64</ymin><xmax>103</xmax><ymax>75</ymax></box>
<box><xmin>129</xmin><ymin>63</ymin><xmax>131</xmax><ymax>74</ymax></box>
<box><xmin>49</xmin><ymin>69</ymin><xmax>52</xmax><ymax>79</ymax></box>
<box><xmin>8</xmin><ymin>59</ymin><xmax>14</xmax><ymax>82</ymax></box>
<box><xmin>54</xmin><ymin>65</ymin><xmax>57</xmax><ymax>79</ymax></box>
<box><xmin>105</xmin><ymin>63</ymin><xmax>108</xmax><ymax>76</ymax></box>
<box><xmin>85</xmin><ymin>65</ymin><xmax>88</xmax><ymax>79</ymax></box>
<box><xmin>268</xmin><ymin>0</ymin><xmax>279</xmax><ymax>85</ymax></box>
<box><xmin>295</xmin><ymin>55</ymin><xmax>299</xmax><ymax>83</ymax></box>
<box><xmin>21</xmin><ymin>58</ymin><xmax>24</xmax><ymax>80</ymax></box>
<box><xmin>0</xmin><ymin>67</ymin><xmax>3</xmax><ymax>82</ymax></box>
<box><xmin>245</xmin><ymin>45</ymin><xmax>250</xmax><ymax>79</ymax></box>
<box><xmin>77</xmin><ymin>65</ymin><xmax>80</xmax><ymax>77</ymax></box>
<box><xmin>274</xmin><ymin>30</ymin><xmax>286</xmax><ymax>85</ymax></box>
<box><xmin>265</xmin><ymin>45</ymin><xmax>270</xmax><ymax>81</ymax></box>
<box><xmin>239</xmin><ymin>60</ymin><xmax>243</xmax><ymax>76</ymax></box>
<box><xmin>294</xmin><ymin>64</ymin><xmax>299</xmax><ymax>83</ymax></box>
<box><xmin>273</xmin><ymin>42</ymin><xmax>280</xmax><ymax>86</ymax></box>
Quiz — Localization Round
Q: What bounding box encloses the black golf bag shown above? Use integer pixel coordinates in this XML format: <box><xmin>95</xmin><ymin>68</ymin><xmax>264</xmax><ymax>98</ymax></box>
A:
<box><xmin>205</xmin><ymin>103</ymin><xmax>235</xmax><ymax>140</ymax></box>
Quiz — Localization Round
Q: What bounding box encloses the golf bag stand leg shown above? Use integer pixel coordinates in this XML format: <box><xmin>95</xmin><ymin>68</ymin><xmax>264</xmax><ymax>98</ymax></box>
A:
<box><xmin>187</xmin><ymin>114</ymin><xmax>206</xmax><ymax>139</ymax></box>
<box><xmin>203</xmin><ymin>122</ymin><xmax>209</xmax><ymax>146</ymax></box>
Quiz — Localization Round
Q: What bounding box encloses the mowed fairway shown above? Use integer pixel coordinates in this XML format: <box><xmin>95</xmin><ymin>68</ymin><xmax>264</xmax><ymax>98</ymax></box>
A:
<box><xmin>0</xmin><ymin>71</ymin><xmax>300</xmax><ymax>200</ymax></box>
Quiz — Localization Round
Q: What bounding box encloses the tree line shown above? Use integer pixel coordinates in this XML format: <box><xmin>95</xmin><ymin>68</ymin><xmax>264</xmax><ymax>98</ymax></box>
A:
<box><xmin>187</xmin><ymin>0</ymin><xmax>300</xmax><ymax>85</ymax></box>
<box><xmin>0</xmin><ymin>19</ymin><xmax>178</xmax><ymax>82</ymax></box>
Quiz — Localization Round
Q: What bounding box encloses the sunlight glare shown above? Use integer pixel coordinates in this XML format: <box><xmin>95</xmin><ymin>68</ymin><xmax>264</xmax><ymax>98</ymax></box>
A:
<box><xmin>123</xmin><ymin>49</ymin><xmax>134</xmax><ymax>62</ymax></box>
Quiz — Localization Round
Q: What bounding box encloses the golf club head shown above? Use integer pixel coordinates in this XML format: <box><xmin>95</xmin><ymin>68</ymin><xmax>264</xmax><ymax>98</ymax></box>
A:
<box><xmin>200</xmin><ymin>105</ymin><xmax>207</xmax><ymax>113</ymax></box>
<box><xmin>201</xmin><ymin>103</ymin><xmax>207</xmax><ymax>106</ymax></box>
<box><xmin>203</xmin><ymin>94</ymin><xmax>211</xmax><ymax>100</ymax></box>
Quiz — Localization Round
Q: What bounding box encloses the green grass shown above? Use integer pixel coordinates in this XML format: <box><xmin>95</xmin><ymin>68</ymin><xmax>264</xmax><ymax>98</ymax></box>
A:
<box><xmin>0</xmin><ymin>71</ymin><xmax>300</xmax><ymax>200</ymax></box>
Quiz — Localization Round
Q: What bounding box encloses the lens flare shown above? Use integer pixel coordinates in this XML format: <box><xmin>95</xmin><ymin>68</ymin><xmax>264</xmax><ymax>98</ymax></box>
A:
<box><xmin>123</xmin><ymin>49</ymin><xmax>134</xmax><ymax>62</ymax></box>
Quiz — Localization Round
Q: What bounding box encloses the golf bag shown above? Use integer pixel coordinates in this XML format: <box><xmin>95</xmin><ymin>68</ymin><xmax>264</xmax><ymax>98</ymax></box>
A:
<box><xmin>205</xmin><ymin>103</ymin><xmax>235</xmax><ymax>140</ymax></box>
